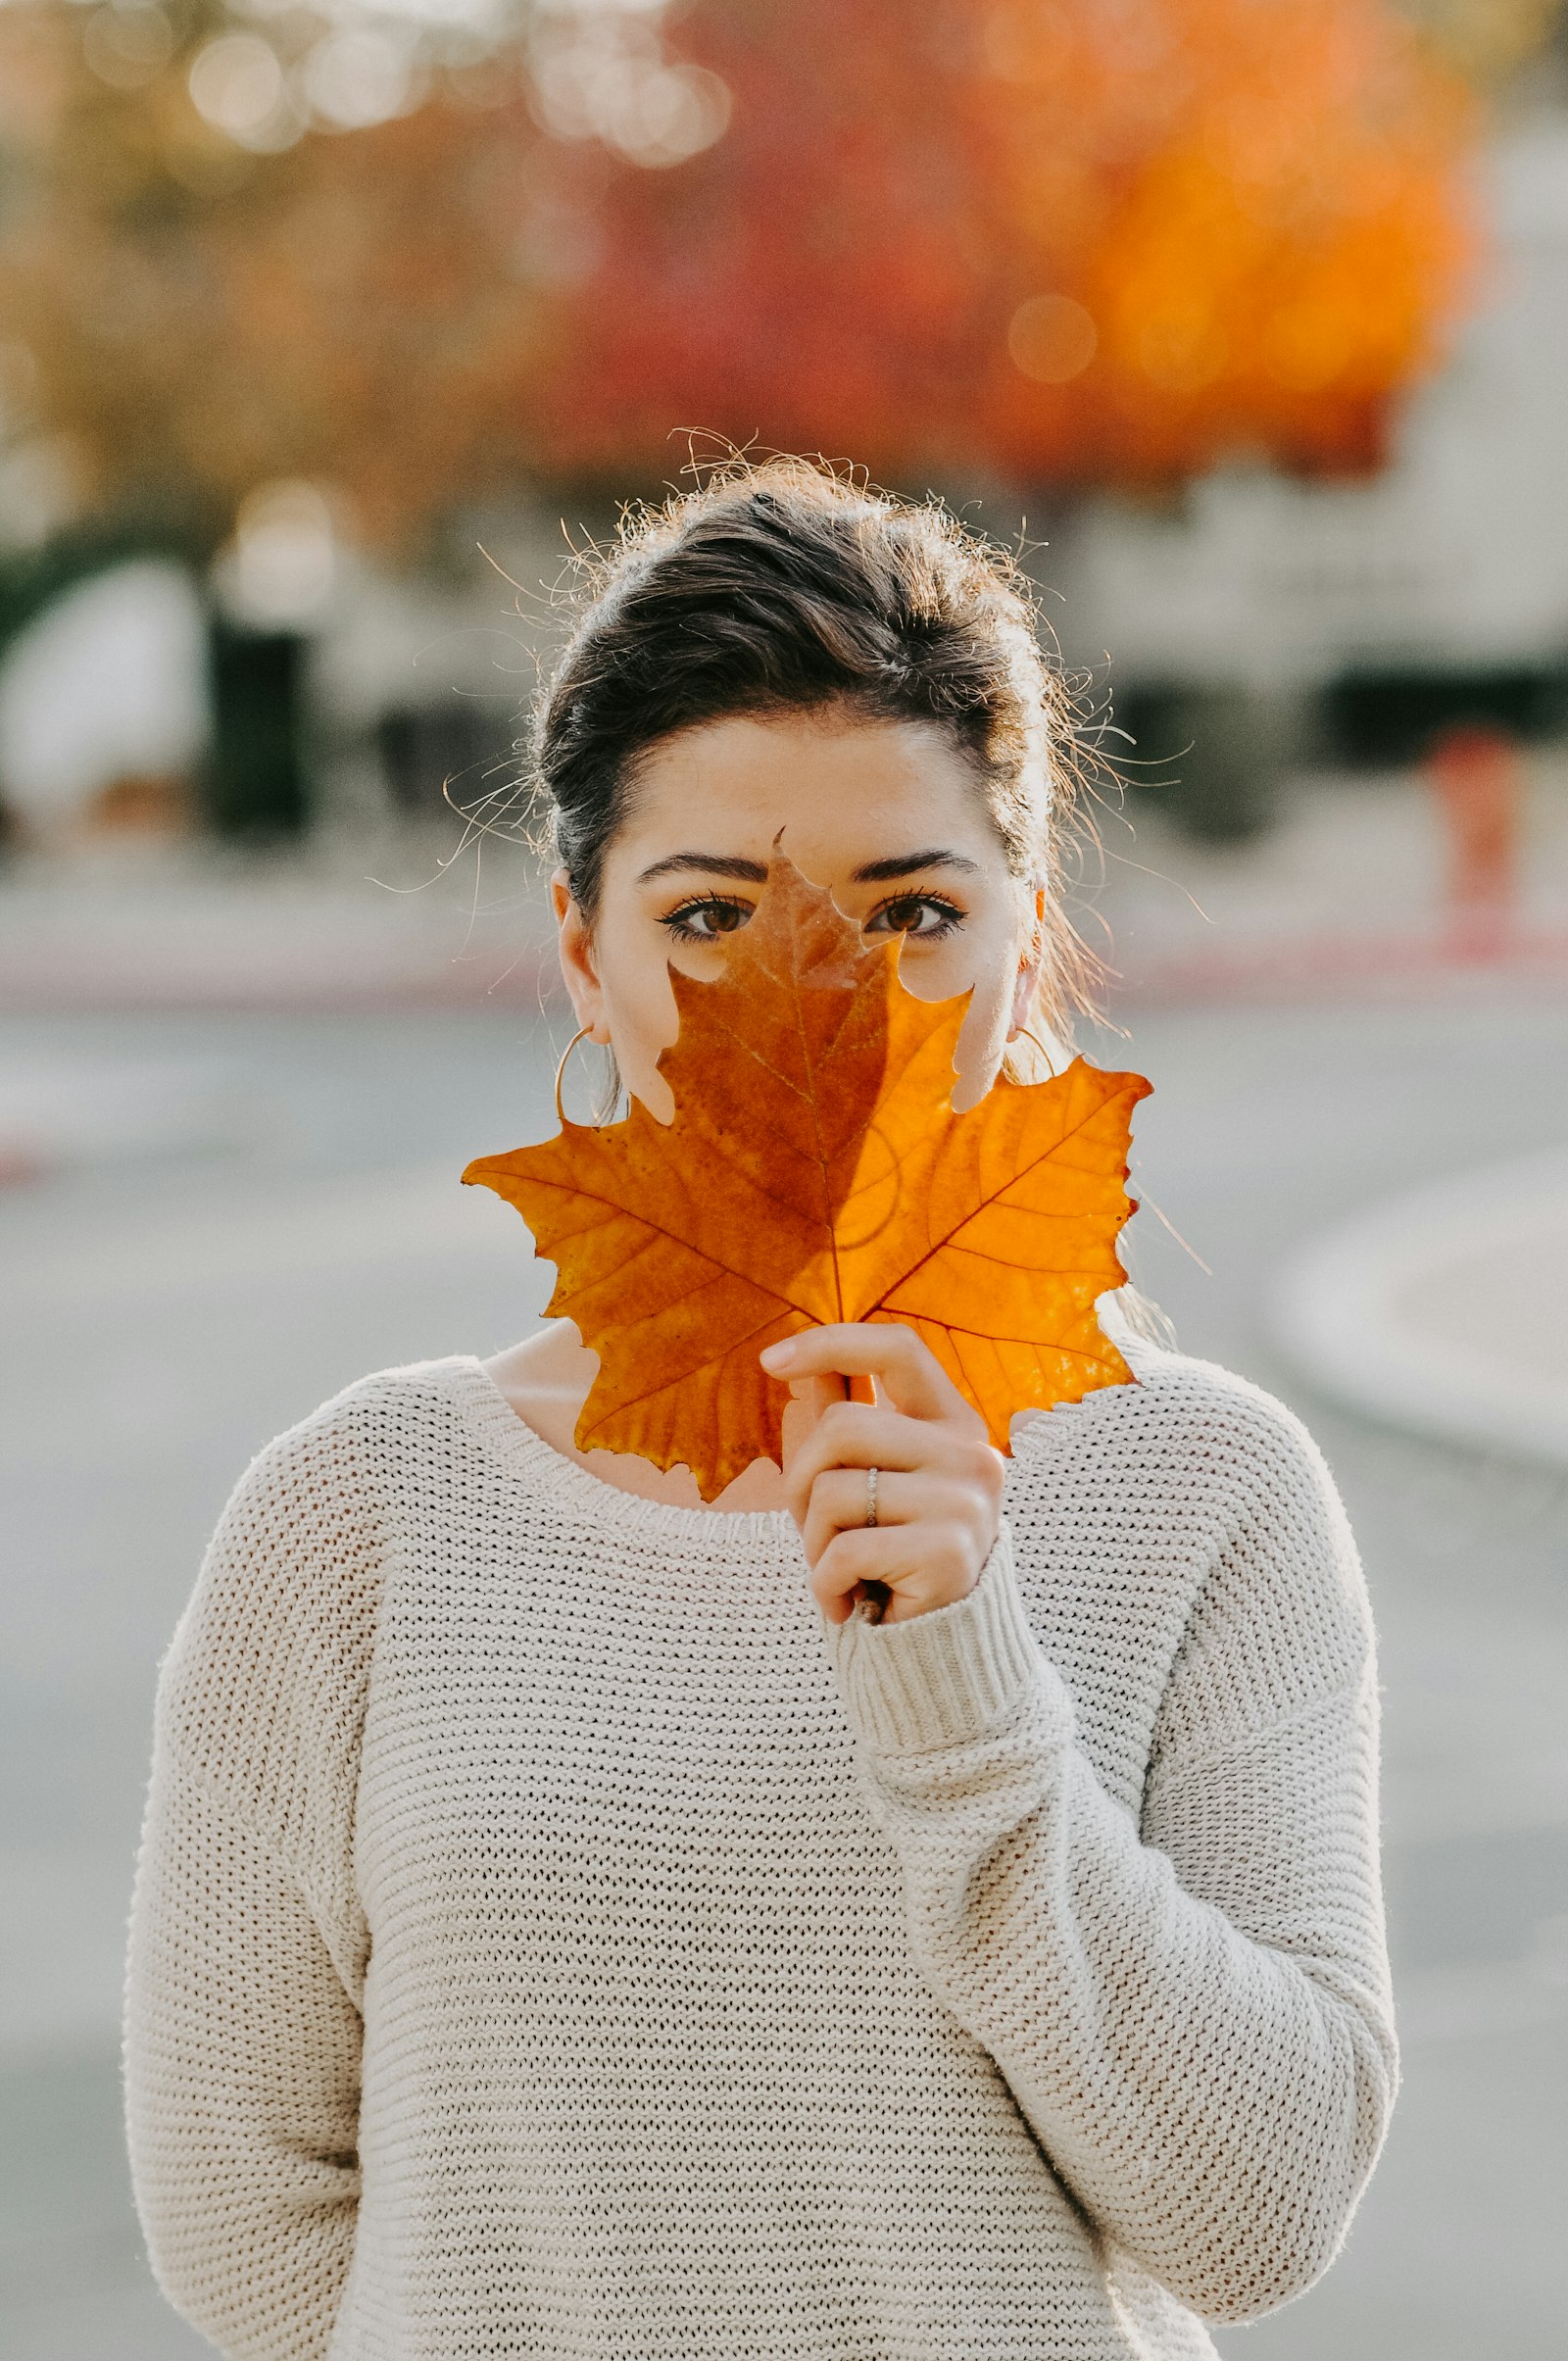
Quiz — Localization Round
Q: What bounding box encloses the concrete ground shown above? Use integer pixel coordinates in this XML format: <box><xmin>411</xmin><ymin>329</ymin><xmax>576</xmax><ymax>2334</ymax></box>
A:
<box><xmin>1272</xmin><ymin>1145</ymin><xmax>1568</xmax><ymax>1468</ymax></box>
<box><xmin>1</xmin><ymin>985</ymin><xmax>1565</xmax><ymax>2359</ymax></box>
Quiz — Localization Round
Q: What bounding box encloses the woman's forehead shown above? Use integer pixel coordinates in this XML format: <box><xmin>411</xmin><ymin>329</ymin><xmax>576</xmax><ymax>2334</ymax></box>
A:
<box><xmin>614</xmin><ymin>713</ymin><xmax>1008</xmax><ymax>871</ymax></box>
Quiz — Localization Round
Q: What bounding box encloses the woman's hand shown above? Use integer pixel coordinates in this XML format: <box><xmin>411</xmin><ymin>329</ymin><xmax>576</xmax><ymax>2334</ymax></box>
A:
<box><xmin>760</xmin><ymin>1324</ymin><xmax>1004</xmax><ymax>1626</ymax></box>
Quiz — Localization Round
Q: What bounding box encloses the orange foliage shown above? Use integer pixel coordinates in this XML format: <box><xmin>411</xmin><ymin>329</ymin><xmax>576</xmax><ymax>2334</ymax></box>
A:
<box><xmin>0</xmin><ymin>0</ymin><xmax>1478</xmax><ymax>546</ymax></box>
<box><xmin>465</xmin><ymin>856</ymin><xmax>1150</xmax><ymax>1500</ymax></box>
<box><xmin>0</xmin><ymin>7</ymin><xmax>548</xmax><ymax>547</ymax></box>
<box><xmin>533</xmin><ymin>0</ymin><xmax>1478</xmax><ymax>486</ymax></box>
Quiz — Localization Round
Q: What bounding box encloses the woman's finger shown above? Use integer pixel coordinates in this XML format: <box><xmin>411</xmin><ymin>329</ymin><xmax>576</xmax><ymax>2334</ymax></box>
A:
<box><xmin>801</xmin><ymin>1467</ymin><xmax>956</xmax><ymax>1569</ymax></box>
<box><xmin>760</xmin><ymin>1322</ymin><xmax>975</xmax><ymax>1425</ymax></box>
<box><xmin>778</xmin><ymin>1370</ymin><xmax>849</xmax><ymax>1469</ymax></box>
<box><xmin>808</xmin><ymin>1521</ymin><xmax>984</xmax><ymax>1625</ymax></box>
<box><xmin>781</xmin><ymin>1402</ymin><xmax>931</xmax><ymax>1525</ymax></box>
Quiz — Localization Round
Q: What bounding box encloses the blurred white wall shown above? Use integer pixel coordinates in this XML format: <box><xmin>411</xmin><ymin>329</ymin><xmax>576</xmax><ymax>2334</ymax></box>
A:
<box><xmin>0</xmin><ymin>560</ymin><xmax>209</xmax><ymax>829</ymax></box>
<box><xmin>1065</xmin><ymin>118</ymin><xmax>1568</xmax><ymax>688</ymax></box>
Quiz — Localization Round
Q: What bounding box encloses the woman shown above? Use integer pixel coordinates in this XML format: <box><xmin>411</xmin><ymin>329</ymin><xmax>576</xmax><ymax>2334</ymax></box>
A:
<box><xmin>124</xmin><ymin>464</ymin><xmax>1397</xmax><ymax>2360</ymax></box>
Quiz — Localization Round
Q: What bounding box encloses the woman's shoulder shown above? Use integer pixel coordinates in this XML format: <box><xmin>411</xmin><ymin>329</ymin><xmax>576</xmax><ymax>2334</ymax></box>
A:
<box><xmin>167</xmin><ymin>1360</ymin><xmax>484</xmax><ymax>1718</ymax></box>
<box><xmin>1023</xmin><ymin>1309</ymin><xmax>1375</xmax><ymax>1741</ymax></box>
<box><xmin>1011</xmin><ymin>1306</ymin><xmax>1369</xmax><ymax>1656</ymax></box>
<box><xmin>1018</xmin><ymin>1307</ymin><xmax>1348</xmax><ymax>1514</ymax></box>
<box><xmin>223</xmin><ymin>1353</ymin><xmax>486</xmax><ymax>1509</ymax></box>
<box><xmin>151</xmin><ymin>1360</ymin><xmax>473</xmax><ymax>1845</ymax></box>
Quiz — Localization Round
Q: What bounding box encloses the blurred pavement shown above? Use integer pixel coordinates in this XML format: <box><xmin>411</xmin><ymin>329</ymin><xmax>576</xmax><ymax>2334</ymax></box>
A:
<box><xmin>0</xmin><ymin>828</ymin><xmax>555</xmax><ymax>1019</ymax></box>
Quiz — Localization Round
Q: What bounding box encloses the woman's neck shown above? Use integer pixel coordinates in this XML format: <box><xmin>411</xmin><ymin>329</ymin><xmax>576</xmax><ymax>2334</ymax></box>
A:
<box><xmin>482</xmin><ymin>1322</ymin><xmax>790</xmax><ymax>1513</ymax></box>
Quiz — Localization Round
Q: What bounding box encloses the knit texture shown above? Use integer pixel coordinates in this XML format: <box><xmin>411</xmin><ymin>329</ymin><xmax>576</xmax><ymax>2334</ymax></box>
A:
<box><xmin>123</xmin><ymin>1337</ymin><xmax>1397</xmax><ymax>2360</ymax></box>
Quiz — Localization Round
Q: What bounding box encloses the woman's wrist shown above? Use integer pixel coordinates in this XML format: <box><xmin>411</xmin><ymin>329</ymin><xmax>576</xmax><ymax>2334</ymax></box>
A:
<box><xmin>823</xmin><ymin>1524</ymin><xmax>1064</xmax><ymax>1756</ymax></box>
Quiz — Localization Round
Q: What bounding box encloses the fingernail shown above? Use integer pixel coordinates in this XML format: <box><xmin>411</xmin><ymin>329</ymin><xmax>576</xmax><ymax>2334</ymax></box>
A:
<box><xmin>760</xmin><ymin>1340</ymin><xmax>795</xmax><ymax>1371</ymax></box>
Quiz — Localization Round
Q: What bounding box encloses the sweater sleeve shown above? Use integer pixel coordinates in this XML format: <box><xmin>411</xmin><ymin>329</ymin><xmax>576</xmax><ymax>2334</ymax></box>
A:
<box><xmin>822</xmin><ymin>1393</ymin><xmax>1397</xmax><ymax>2327</ymax></box>
<box><xmin>123</xmin><ymin>1399</ymin><xmax>382</xmax><ymax>2361</ymax></box>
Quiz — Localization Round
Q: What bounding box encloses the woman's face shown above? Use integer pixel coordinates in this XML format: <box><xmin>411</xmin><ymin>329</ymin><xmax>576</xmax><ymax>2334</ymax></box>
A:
<box><xmin>554</xmin><ymin>711</ymin><xmax>1045</xmax><ymax>1122</ymax></box>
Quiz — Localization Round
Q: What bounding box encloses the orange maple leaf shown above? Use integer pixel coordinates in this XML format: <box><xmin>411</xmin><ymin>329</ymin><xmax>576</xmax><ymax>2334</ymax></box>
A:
<box><xmin>465</xmin><ymin>854</ymin><xmax>1151</xmax><ymax>1499</ymax></box>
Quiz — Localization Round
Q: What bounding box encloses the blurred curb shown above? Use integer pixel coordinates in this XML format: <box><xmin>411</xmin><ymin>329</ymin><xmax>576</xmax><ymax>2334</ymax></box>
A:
<box><xmin>0</xmin><ymin>861</ymin><xmax>557</xmax><ymax>1013</ymax></box>
<box><xmin>1119</xmin><ymin>925</ymin><xmax>1568</xmax><ymax>1005</ymax></box>
<box><xmin>1270</xmin><ymin>1149</ymin><xmax>1568</xmax><ymax>1468</ymax></box>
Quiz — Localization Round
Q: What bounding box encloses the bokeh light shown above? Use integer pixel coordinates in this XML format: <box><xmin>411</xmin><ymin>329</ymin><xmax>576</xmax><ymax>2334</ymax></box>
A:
<box><xmin>215</xmin><ymin>480</ymin><xmax>338</xmax><ymax>626</ymax></box>
<box><xmin>188</xmin><ymin>30</ymin><xmax>299</xmax><ymax>150</ymax></box>
<box><xmin>1008</xmin><ymin>294</ymin><xmax>1100</xmax><ymax>385</ymax></box>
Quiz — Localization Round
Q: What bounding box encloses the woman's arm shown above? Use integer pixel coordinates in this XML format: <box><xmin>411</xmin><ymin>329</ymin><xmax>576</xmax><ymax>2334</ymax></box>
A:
<box><xmin>123</xmin><ymin>1398</ymin><xmax>381</xmax><ymax>2360</ymax></box>
<box><xmin>124</xmin><ymin>1758</ymin><xmax>364</xmax><ymax>2360</ymax></box>
<box><xmin>819</xmin><ymin>1378</ymin><xmax>1397</xmax><ymax>2325</ymax></box>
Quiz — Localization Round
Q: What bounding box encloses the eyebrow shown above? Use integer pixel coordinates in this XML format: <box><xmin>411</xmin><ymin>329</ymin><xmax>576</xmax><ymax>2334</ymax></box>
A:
<box><xmin>849</xmin><ymin>848</ymin><xmax>980</xmax><ymax>884</ymax></box>
<box><xmin>636</xmin><ymin>847</ymin><xmax>980</xmax><ymax>887</ymax></box>
<box><xmin>636</xmin><ymin>853</ymin><xmax>769</xmax><ymax>885</ymax></box>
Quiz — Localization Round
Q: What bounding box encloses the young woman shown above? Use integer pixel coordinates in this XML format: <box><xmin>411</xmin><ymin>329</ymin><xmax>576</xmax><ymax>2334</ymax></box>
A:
<box><xmin>124</xmin><ymin>465</ymin><xmax>1396</xmax><ymax>2361</ymax></box>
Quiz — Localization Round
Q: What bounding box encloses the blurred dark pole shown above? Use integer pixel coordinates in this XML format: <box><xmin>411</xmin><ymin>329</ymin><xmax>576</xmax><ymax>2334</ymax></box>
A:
<box><xmin>1118</xmin><ymin>683</ymin><xmax>1298</xmax><ymax>842</ymax></box>
<box><xmin>375</xmin><ymin>703</ymin><xmax>509</xmax><ymax>823</ymax></box>
<box><xmin>203</xmin><ymin>616</ymin><xmax>312</xmax><ymax>840</ymax></box>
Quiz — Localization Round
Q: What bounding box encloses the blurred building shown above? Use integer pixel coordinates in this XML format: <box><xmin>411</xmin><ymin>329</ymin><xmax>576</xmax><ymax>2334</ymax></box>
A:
<box><xmin>4</xmin><ymin>95</ymin><xmax>1568</xmax><ymax>852</ymax></box>
<box><xmin>1057</xmin><ymin>114</ymin><xmax>1568</xmax><ymax>834</ymax></box>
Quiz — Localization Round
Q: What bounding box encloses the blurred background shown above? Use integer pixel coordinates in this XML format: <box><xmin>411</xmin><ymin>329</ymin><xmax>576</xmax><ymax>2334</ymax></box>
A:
<box><xmin>1</xmin><ymin>0</ymin><xmax>1565</xmax><ymax>2353</ymax></box>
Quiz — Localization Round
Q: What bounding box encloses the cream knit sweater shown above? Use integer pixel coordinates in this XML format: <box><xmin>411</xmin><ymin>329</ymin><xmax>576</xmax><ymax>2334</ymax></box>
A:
<box><xmin>123</xmin><ymin>1337</ymin><xmax>1396</xmax><ymax>2361</ymax></box>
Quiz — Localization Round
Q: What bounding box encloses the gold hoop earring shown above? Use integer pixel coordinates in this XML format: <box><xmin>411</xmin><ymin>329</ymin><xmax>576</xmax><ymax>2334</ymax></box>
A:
<box><xmin>554</xmin><ymin>1025</ymin><xmax>615</xmax><ymax>1126</ymax></box>
<box><xmin>1012</xmin><ymin>1025</ymin><xmax>1059</xmax><ymax>1079</ymax></box>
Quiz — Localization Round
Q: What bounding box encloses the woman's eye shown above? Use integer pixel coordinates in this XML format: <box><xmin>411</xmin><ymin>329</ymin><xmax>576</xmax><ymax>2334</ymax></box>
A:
<box><xmin>662</xmin><ymin>895</ymin><xmax>756</xmax><ymax>942</ymax></box>
<box><xmin>866</xmin><ymin>894</ymin><xmax>963</xmax><ymax>940</ymax></box>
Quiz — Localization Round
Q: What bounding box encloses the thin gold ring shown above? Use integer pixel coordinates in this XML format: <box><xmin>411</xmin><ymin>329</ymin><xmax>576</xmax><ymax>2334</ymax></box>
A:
<box><xmin>864</xmin><ymin>1466</ymin><xmax>879</xmax><ymax>1529</ymax></box>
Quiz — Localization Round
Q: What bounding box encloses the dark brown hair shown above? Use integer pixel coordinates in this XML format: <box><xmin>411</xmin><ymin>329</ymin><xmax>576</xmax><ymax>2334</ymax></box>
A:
<box><xmin>531</xmin><ymin>459</ymin><xmax>1099</xmax><ymax>1029</ymax></box>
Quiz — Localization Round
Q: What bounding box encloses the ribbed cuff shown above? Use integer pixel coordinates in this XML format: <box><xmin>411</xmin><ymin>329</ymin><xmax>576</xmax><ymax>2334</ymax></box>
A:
<box><xmin>825</xmin><ymin>1524</ymin><xmax>1060</xmax><ymax>1755</ymax></box>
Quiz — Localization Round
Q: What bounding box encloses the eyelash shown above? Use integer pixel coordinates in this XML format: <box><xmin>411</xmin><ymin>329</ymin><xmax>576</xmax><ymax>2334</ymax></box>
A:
<box><xmin>660</xmin><ymin>895</ymin><xmax>756</xmax><ymax>943</ymax></box>
<box><xmin>659</xmin><ymin>891</ymin><xmax>966</xmax><ymax>944</ymax></box>
<box><xmin>867</xmin><ymin>892</ymin><xmax>964</xmax><ymax>940</ymax></box>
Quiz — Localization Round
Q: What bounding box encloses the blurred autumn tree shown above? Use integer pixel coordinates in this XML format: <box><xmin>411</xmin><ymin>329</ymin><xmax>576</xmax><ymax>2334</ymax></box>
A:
<box><xmin>0</xmin><ymin>0</ymin><xmax>1492</xmax><ymax>566</ymax></box>
<box><xmin>533</xmin><ymin>0</ymin><xmax>1478</xmax><ymax>489</ymax></box>
<box><xmin>0</xmin><ymin>1</ymin><xmax>552</xmax><ymax>830</ymax></box>
<box><xmin>0</xmin><ymin>1</ymin><xmax>547</xmax><ymax>557</ymax></box>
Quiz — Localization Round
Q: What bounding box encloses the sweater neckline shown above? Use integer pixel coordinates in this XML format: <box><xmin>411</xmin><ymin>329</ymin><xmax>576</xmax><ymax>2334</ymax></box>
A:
<box><xmin>444</xmin><ymin>1353</ymin><xmax>802</xmax><ymax>1555</ymax></box>
<box><xmin>441</xmin><ymin>1349</ymin><xmax>1100</xmax><ymax>1558</ymax></box>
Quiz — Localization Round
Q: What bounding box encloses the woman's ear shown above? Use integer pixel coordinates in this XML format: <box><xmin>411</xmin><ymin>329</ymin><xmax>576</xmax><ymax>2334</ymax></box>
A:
<box><xmin>1006</xmin><ymin>887</ymin><xmax>1049</xmax><ymax>1040</ymax></box>
<box><xmin>552</xmin><ymin>869</ymin><xmax>612</xmax><ymax>1043</ymax></box>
